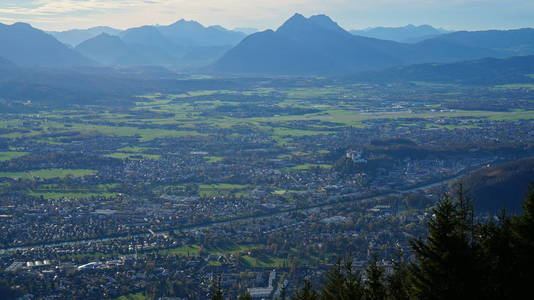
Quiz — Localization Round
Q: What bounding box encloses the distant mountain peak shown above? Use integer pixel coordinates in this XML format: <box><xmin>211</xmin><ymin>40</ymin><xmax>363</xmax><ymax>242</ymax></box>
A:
<box><xmin>290</xmin><ymin>13</ymin><xmax>306</xmax><ymax>20</ymax></box>
<box><xmin>278</xmin><ymin>13</ymin><xmax>308</xmax><ymax>30</ymax></box>
<box><xmin>92</xmin><ymin>32</ymin><xmax>116</xmax><ymax>40</ymax></box>
<box><xmin>209</xmin><ymin>25</ymin><xmax>227</xmax><ymax>32</ymax></box>
<box><xmin>309</xmin><ymin>14</ymin><xmax>334</xmax><ymax>22</ymax></box>
<box><xmin>309</xmin><ymin>14</ymin><xmax>347</xmax><ymax>34</ymax></box>
<box><xmin>169</xmin><ymin>19</ymin><xmax>204</xmax><ymax>29</ymax></box>
<box><xmin>0</xmin><ymin>21</ymin><xmax>95</xmax><ymax>67</ymax></box>
<box><xmin>12</xmin><ymin>22</ymin><xmax>33</xmax><ymax>28</ymax></box>
<box><xmin>277</xmin><ymin>13</ymin><xmax>348</xmax><ymax>36</ymax></box>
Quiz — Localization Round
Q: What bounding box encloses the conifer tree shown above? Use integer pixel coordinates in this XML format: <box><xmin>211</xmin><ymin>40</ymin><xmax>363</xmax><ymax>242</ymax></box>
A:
<box><xmin>478</xmin><ymin>212</ymin><xmax>515</xmax><ymax>300</ymax></box>
<box><xmin>409</xmin><ymin>193</ymin><xmax>481</xmax><ymax>300</ymax></box>
<box><xmin>320</xmin><ymin>261</ymin><xmax>346</xmax><ymax>300</ymax></box>
<box><xmin>341</xmin><ymin>260</ymin><xmax>364</xmax><ymax>300</ymax></box>
<box><xmin>238</xmin><ymin>291</ymin><xmax>252</xmax><ymax>300</ymax></box>
<box><xmin>386</xmin><ymin>254</ymin><xmax>410</xmax><ymax>300</ymax></box>
<box><xmin>511</xmin><ymin>185</ymin><xmax>534</xmax><ymax>297</ymax></box>
<box><xmin>211</xmin><ymin>275</ymin><xmax>224</xmax><ymax>300</ymax></box>
<box><xmin>365</xmin><ymin>256</ymin><xmax>386</xmax><ymax>300</ymax></box>
<box><xmin>293</xmin><ymin>280</ymin><xmax>318</xmax><ymax>300</ymax></box>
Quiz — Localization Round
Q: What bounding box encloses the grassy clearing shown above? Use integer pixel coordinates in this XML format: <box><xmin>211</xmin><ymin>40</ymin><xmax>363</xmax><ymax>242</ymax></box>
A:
<box><xmin>0</xmin><ymin>169</ymin><xmax>96</xmax><ymax>180</ymax></box>
<box><xmin>240</xmin><ymin>255</ymin><xmax>287</xmax><ymax>268</ymax></box>
<box><xmin>116</xmin><ymin>146</ymin><xmax>153</xmax><ymax>153</ymax></box>
<box><xmin>495</xmin><ymin>83</ymin><xmax>534</xmax><ymax>90</ymax></box>
<box><xmin>115</xmin><ymin>293</ymin><xmax>147</xmax><ymax>300</ymax></box>
<box><xmin>287</xmin><ymin>163</ymin><xmax>331</xmax><ymax>170</ymax></box>
<box><xmin>0</xmin><ymin>151</ymin><xmax>28</xmax><ymax>161</ymax></box>
<box><xmin>205</xmin><ymin>156</ymin><xmax>224</xmax><ymax>163</ymax></box>
<box><xmin>153</xmin><ymin>245</ymin><xmax>201</xmax><ymax>256</ymax></box>
<box><xmin>273</xmin><ymin>189</ymin><xmax>307</xmax><ymax>195</ymax></box>
<box><xmin>64</xmin><ymin>124</ymin><xmax>202</xmax><ymax>142</ymax></box>
<box><xmin>206</xmin><ymin>243</ymin><xmax>262</xmax><ymax>255</ymax></box>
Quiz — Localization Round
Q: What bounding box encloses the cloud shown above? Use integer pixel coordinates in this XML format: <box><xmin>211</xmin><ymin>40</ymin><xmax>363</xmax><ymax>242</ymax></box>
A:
<box><xmin>0</xmin><ymin>0</ymin><xmax>532</xmax><ymax>31</ymax></box>
<box><xmin>0</xmin><ymin>0</ymin><xmax>153</xmax><ymax>15</ymax></box>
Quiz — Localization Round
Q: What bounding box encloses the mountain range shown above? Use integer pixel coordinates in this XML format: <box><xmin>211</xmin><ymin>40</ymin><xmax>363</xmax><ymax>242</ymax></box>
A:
<box><xmin>350</xmin><ymin>25</ymin><xmax>450</xmax><ymax>43</ymax></box>
<box><xmin>2</xmin><ymin>14</ymin><xmax>534</xmax><ymax>75</ymax></box>
<box><xmin>0</xmin><ymin>22</ymin><xmax>95</xmax><ymax>68</ymax></box>
<box><xmin>70</xmin><ymin>20</ymin><xmax>247</xmax><ymax>69</ymax></box>
<box><xmin>212</xmin><ymin>14</ymin><xmax>512</xmax><ymax>75</ymax></box>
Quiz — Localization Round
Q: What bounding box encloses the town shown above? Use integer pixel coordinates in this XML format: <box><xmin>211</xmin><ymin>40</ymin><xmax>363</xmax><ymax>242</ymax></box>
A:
<box><xmin>0</xmin><ymin>80</ymin><xmax>533</xmax><ymax>299</ymax></box>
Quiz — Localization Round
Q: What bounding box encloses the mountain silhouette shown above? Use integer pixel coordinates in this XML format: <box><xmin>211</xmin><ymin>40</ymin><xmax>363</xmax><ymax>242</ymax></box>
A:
<box><xmin>213</xmin><ymin>14</ymin><xmax>402</xmax><ymax>74</ymax></box>
<box><xmin>119</xmin><ymin>25</ymin><xmax>183</xmax><ymax>66</ymax></box>
<box><xmin>49</xmin><ymin>26</ymin><xmax>121</xmax><ymax>47</ymax></box>
<box><xmin>76</xmin><ymin>33</ymin><xmax>147</xmax><ymax>66</ymax></box>
<box><xmin>213</xmin><ymin>14</ymin><xmax>517</xmax><ymax>75</ymax></box>
<box><xmin>0</xmin><ymin>22</ymin><xmax>95</xmax><ymax>68</ymax></box>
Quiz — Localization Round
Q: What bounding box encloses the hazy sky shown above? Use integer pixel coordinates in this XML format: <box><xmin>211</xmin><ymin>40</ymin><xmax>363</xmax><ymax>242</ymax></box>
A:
<box><xmin>0</xmin><ymin>0</ymin><xmax>533</xmax><ymax>31</ymax></box>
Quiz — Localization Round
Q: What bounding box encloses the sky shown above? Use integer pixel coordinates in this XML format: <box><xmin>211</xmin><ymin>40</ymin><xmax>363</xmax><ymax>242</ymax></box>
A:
<box><xmin>0</xmin><ymin>0</ymin><xmax>533</xmax><ymax>31</ymax></box>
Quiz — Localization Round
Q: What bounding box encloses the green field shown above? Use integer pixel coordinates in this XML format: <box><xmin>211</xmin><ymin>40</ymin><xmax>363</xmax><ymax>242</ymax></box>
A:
<box><xmin>287</xmin><ymin>163</ymin><xmax>331</xmax><ymax>170</ymax></box>
<box><xmin>0</xmin><ymin>151</ymin><xmax>27</xmax><ymax>161</ymax></box>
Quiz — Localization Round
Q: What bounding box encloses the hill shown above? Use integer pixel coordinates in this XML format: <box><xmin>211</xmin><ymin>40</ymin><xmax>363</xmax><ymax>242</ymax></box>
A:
<box><xmin>75</xmin><ymin>33</ymin><xmax>144</xmax><ymax>66</ymax></box>
<box><xmin>119</xmin><ymin>25</ymin><xmax>184</xmax><ymax>66</ymax></box>
<box><xmin>348</xmin><ymin>55</ymin><xmax>534</xmax><ymax>85</ymax></box>
<box><xmin>457</xmin><ymin>158</ymin><xmax>534</xmax><ymax>214</ymax></box>
<box><xmin>213</xmin><ymin>14</ymin><xmax>506</xmax><ymax>75</ymax></box>
<box><xmin>49</xmin><ymin>26</ymin><xmax>121</xmax><ymax>47</ymax></box>
<box><xmin>351</xmin><ymin>24</ymin><xmax>449</xmax><ymax>43</ymax></box>
<box><xmin>0</xmin><ymin>22</ymin><xmax>95</xmax><ymax>68</ymax></box>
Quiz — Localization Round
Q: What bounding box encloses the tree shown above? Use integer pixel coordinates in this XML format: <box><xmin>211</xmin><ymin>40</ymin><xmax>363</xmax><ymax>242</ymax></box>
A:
<box><xmin>510</xmin><ymin>185</ymin><xmax>534</xmax><ymax>298</ymax></box>
<box><xmin>342</xmin><ymin>260</ymin><xmax>364</xmax><ymax>300</ymax></box>
<box><xmin>211</xmin><ymin>275</ymin><xmax>224</xmax><ymax>300</ymax></box>
<box><xmin>365</xmin><ymin>257</ymin><xmax>386</xmax><ymax>300</ymax></box>
<box><xmin>293</xmin><ymin>280</ymin><xmax>318</xmax><ymax>300</ymax></box>
<box><xmin>320</xmin><ymin>259</ymin><xmax>364</xmax><ymax>300</ymax></box>
<box><xmin>238</xmin><ymin>291</ymin><xmax>252</xmax><ymax>300</ymax></box>
<box><xmin>386</xmin><ymin>254</ymin><xmax>410</xmax><ymax>300</ymax></box>
<box><xmin>320</xmin><ymin>262</ymin><xmax>346</xmax><ymax>300</ymax></box>
<box><xmin>477</xmin><ymin>212</ymin><xmax>515</xmax><ymax>300</ymax></box>
<box><xmin>409</xmin><ymin>193</ymin><xmax>482</xmax><ymax>300</ymax></box>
